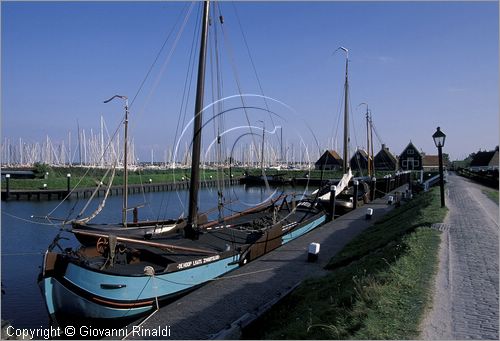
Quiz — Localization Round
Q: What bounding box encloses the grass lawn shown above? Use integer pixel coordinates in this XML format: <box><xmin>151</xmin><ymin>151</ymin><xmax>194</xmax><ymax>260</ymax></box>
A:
<box><xmin>245</xmin><ymin>188</ymin><xmax>447</xmax><ymax>339</ymax></box>
<box><xmin>482</xmin><ymin>189</ymin><xmax>499</xmax><ymax>205</ymax></box>
<box><xmin>1</xmin><ymin>167</ymin><xmax>245</xmax><ymax>190</ymax></box>
<box><xmin>2</xmin><ymin>166</ymin><xmax>400</xmax><ymax>191</ymax></box>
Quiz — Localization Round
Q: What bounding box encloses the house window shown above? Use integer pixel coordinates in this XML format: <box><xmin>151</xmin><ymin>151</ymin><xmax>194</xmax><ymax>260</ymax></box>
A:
<box><xmin>402</xmin><ymin>160</ymin><xmax>407</xmax><ymax>167</ymax></box>
<box><xmin>407</xmin><ymin>149</ymin><xmax>414</xmax><ymax>155</ymax></box>
<box><xmin>414</xmin><ymin>160</ymin><xmax>419</xmax><ymax>167</ymax></box>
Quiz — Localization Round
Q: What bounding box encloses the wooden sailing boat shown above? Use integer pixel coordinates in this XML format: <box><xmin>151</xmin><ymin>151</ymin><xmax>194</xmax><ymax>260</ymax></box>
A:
<box><xmin>39</xmin><ymin>1</ymin><xmax>328</xmax><ymax>322</ymax></box>
<box><xmin>314</xmin><ymin>47</ymin><xmax>369</xmax><ymax>213</ymax></box>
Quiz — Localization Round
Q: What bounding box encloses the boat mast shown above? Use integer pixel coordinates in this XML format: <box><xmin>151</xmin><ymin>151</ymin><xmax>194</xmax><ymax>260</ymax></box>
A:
<box><xmin>370</xmin><ymin>112</ymin><xmax>375</xmax><ymax>176</ymax></box>
<box><xmin>258</xmin><ymin>120</ymin><xmax>265</xmax><ymax>173</ymax></box>
<box><xmin>340</xmin><ymin>47</ymin><xmax>350</xmax><ymax>173</ymax></box>
<box><xmin>103</xmin><ymin>95</ymin><xmax>129</xmax><ymax>226</ymax></box>
<box><xmin>364</xmin><ymin>104</ymin><xmax>371</xmax><ymax>177</ymax></box>
<box><xmin>186</xmin><ymin>0</ymin><xmax>210</xmax><ymax>239</ymax></box>
<box><xmin>123</xmin><ymin>99</ymin><xmax>129</xmax><ymax>226</ymax></box>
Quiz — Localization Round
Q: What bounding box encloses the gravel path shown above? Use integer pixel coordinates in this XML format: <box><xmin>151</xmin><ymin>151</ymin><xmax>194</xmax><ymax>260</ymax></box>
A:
<box><xmin>420</xmin><ymin>172</ymin><xmax>499</xmax><ymax>340</ymax></box>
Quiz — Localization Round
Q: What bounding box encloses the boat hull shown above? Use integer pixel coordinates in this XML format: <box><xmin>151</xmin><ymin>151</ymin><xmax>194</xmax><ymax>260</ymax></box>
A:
<box><xmin>40</xmin><ymin>253</ymin><xmax>240</xmax><ymax>320</ymax></box>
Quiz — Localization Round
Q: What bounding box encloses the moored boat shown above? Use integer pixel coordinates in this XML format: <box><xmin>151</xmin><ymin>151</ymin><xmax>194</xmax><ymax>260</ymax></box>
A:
<box><xmin>39</xmin><ymin>194</ymin><xmax>326</xmax><ymax>320</ymax></box>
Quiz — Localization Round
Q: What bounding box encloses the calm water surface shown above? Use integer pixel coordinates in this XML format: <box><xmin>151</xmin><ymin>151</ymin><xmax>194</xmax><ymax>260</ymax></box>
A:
<box><xmin>1</xmin><ymin>185</ymin><xmax>308</xmax><ymax>329</ymax></box>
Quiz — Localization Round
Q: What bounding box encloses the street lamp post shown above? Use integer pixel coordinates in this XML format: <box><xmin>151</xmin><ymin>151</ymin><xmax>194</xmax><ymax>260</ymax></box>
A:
<box><xmin>432</xmin><ymin>126</ymin><xmax>446</xmax><ymax>208</ymax></box>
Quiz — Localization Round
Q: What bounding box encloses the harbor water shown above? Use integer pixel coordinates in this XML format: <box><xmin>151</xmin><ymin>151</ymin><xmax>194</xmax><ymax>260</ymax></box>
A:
<box><xmin>1</xmin><ymin>184</ymin><xmax>309</xmax><ymax>329</ymax></box>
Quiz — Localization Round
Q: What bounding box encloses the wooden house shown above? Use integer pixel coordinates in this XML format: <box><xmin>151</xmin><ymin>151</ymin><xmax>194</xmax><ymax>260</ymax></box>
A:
<box><xmin>374</xmin><ymin>144</ymin><xmax>398</xmax><ymax>171</ymax></box>
<box><xmin>399</xmin><ymin>142</ymin><xmax>423</xmax><ymax>170</ymax></box>
<box><xmin>349</xmin><ymin>148</ymin><xmax>371</xmax><ymax>171</ymax></box>
<box><xmin>315</xmin><ymin>150</ymin><xmax>343</xmax><ymax>170</ymax></box>
<box><xmin>422</xmin><ymin>155</ymin><xmax>440</xmax><ymax>171</ymax></box>
<box><xmin>470</xmin><ymin>147</ymin><xmax>499</xmax><ymax>171</ymax></box>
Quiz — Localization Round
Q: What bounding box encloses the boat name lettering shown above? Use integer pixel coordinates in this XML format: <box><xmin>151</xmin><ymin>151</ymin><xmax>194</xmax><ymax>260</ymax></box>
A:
<box><xmin>203</xmin><ymin>255</ymin><xmax>220</xmax><ymax>263</ymax></box>
<box><xmin>177</xmin><ymin>255</ymin><xmax>220</xmax><ymax>270</ymax></box>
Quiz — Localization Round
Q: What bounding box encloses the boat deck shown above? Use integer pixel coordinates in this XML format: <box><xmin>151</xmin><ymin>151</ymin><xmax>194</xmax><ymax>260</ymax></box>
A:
<box><xmin>79</xmin><ymin>204</ymin><xmax>320</xmax><ymax>275</ymax></box>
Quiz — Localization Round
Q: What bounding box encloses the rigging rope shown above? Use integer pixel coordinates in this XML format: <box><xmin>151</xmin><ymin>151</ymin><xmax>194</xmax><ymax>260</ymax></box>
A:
<box><xmin>76</xmin><ymin>165</ymin><xmax>117</xmax><ymax>224</ymax></box>
<box><xmin>128</xmin><ymin>2</ymin><xmax>193</xmax><ymax>110</ymax></box>
<box><xmin>1</xmin><ymin>211</ymin><xmax>61</xmax><ymax>227</ymax></box>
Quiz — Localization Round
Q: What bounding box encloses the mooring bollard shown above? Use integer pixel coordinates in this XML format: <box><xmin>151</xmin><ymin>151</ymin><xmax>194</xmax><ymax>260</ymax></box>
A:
<box><xmin>308</xmin><ymin>242</ymin><xmax>320</xmax><ymax>262</ymax></box>
<box><xmin>370</xmin><ymin>177</ymin><xmax>376</xmax><ymax>201</ymax></box>
<box><xmin>329</xmin><ymin>185</ymin><xmax>337</xmax><ymax>221</ymax></box>
<box><xmin>366</xmin><ymin>208</ymin><xmax>373</xmax><ymax>220</ymax></box>
<box><xmin>66</xmin><ymin>173</ymin><xmax>71</xmax><ymax>194</ymax></box>
<box><xmin>133</xmin><ymin>207</ymin><xmax>138</xmax><ymax>223</ymax></box>
<box><xmin>353</xmin><ymin>180</ymin><xmax>359</xmax><ymax>209</ymax></box>
<box><xmin>5</xmin><ymin>174</ymin><xmax>10</xmax><ymax>201</ymax></box>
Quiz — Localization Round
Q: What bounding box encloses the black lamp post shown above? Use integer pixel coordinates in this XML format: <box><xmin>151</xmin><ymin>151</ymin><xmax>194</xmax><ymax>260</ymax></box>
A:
<box><xmin>432</xmin><ymin>126</ymin><xmax>446</xmax><ymax>207</ymax></box>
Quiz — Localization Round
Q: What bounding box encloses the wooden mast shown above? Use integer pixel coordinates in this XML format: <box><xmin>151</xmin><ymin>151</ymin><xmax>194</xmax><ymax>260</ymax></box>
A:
<box><xmin>341</xmin><ymin>47</ymin><xmax>350</xmax><ymax>174</ymax></box>
<box><xmin>186</xmin><ymin>0</ymin><xmax>210</xmax><ymax>239</ymax></box>
<box><xmin>365</xmin><ymin>105</ymin><xmax>371</xmax><ymax>177</ymax></box>
<box><xmin>103</xmin><ymin>95</ymin><xmax>129</xmax><ymax>226</ymax></box>
<box><xmin>123</xmin><ymin>99</ymin><xmax>129</xmax><ymax>227</ymax></box>
<box><xmin>369</xmin><ymin>112</ymin><xmax>375</xmax><ymax>176</ymax></box>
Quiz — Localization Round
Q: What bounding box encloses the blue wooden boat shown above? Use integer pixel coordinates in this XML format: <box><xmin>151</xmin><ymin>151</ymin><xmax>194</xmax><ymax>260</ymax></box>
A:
<box><xmin>39</xmin><ymin>198</ymin><xmax>326</xmax><ymax>320</ymax></box>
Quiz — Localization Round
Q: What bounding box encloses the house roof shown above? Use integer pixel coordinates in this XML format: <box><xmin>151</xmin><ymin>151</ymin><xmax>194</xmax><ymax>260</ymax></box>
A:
<box><xmin>326</xmin><ymin>150</ymin><xmax>342</xmax><ymax>160</ymax></box>
<box><xmin>375</xmin><ymin>145</ymin><xmax>397</xmax><ymax>163</ymax></box>
<box><xmin>350</xmin><ymin>148</ymin><xmax>370</xmax><ymax>160</ymax></box>
<box><xmin>470</xmin><ymin>151</ymin><xmax>496</xmax><ymax>167</ymax></box>
<box><xmin>315</xmin><ymin>150</ymin><xmax>343</xmax><ymax>165</ymax></box>
<box><xmin>422</xmin><ymin>155</ymin><xmax>440</xmax><ymax>167</ymax></box>
<box><xmin>400</xmin><ymin>141</ymin><xmax>422</xmax><ymax>157</ymax></box>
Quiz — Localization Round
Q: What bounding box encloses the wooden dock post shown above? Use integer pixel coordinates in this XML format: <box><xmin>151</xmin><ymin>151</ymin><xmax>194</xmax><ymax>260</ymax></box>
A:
<box><xmin>5</xmin><ymin>174</ymin><xmax>10</xmax><ymax>201</ymax></box>
<box><xmin>370</xmin><ymin>177</ymin><xmax>376</xmax><ymax>201</ymax></box>
<box><xmin>353</xmin><ymin>180</ymin><xmax>359</xmax><ymax>209</ymax></box>
<box><xmin>66</xmin><ymin>173</ymin><xmax>71</xmax><ymax>195</ymax></box>
<box><xmin>329</xmin><ymin>185</ymin><xmax>336</xmax><ymax>221</ymax></box>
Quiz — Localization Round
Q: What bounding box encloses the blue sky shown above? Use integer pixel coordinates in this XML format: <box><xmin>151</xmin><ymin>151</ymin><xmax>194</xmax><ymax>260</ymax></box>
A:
<box><xmin>2</xmin><ymin>1</ymin><xmax>498</xmax><ymax>162</ymax></box>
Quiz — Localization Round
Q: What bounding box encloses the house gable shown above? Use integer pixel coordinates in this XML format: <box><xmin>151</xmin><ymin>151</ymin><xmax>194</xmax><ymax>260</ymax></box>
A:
<box><xmin>349</xmin><ymin>149</ymin><xmax>371</xmax><ymax>171</ymax></box>
<box><xmin>399</xmin><ymin>141</ymin><xmax>423</xmax><ymax>170</ymax></box>
<box><xmin>315</xmin><ymin>150</ymin><xmax>343</xmax><ymax>170</ymax></box>
<box><xmin>488</xmin><ymin>150</ymin><xmax>499</xmax><ymax>168</ymax></box>
<box><xmin>374</xmin><ymin>144</ymin><xmax>398</xmax><ymax>170</ymax></box>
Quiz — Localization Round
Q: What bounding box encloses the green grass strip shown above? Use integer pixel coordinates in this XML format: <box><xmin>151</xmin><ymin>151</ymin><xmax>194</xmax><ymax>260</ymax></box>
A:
<box><xmin>327</xmin><ymin>188</ymin><xmax>446</xmax><ymax>270</ymax></box>
<box><xmin>482</xmin><ymin>189</ymin><xmax>499</xmax><ymax>205</ymax></box>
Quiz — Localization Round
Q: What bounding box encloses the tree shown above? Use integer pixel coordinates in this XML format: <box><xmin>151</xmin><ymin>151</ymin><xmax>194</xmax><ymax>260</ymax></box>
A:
<box><xmin>33</xmin><ymin>162</ymin><xmax>51</xmax><ymax>178</ymax></box>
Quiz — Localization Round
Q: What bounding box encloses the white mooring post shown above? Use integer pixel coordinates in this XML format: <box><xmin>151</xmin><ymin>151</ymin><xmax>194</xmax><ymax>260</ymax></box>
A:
<box><xmin>388</xmin><ymin>195</ymin><xmax>394</xmax><ymax>205</ymax></box>
<box><xmin>308</xmin><ymin>242</ymin><xmax>320</xmax><ymax>262</ymax></box>
<box><xmin>366</xmin><ymin>208</ymin><xmax>373</xmax><ymax>220</ymax></box>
